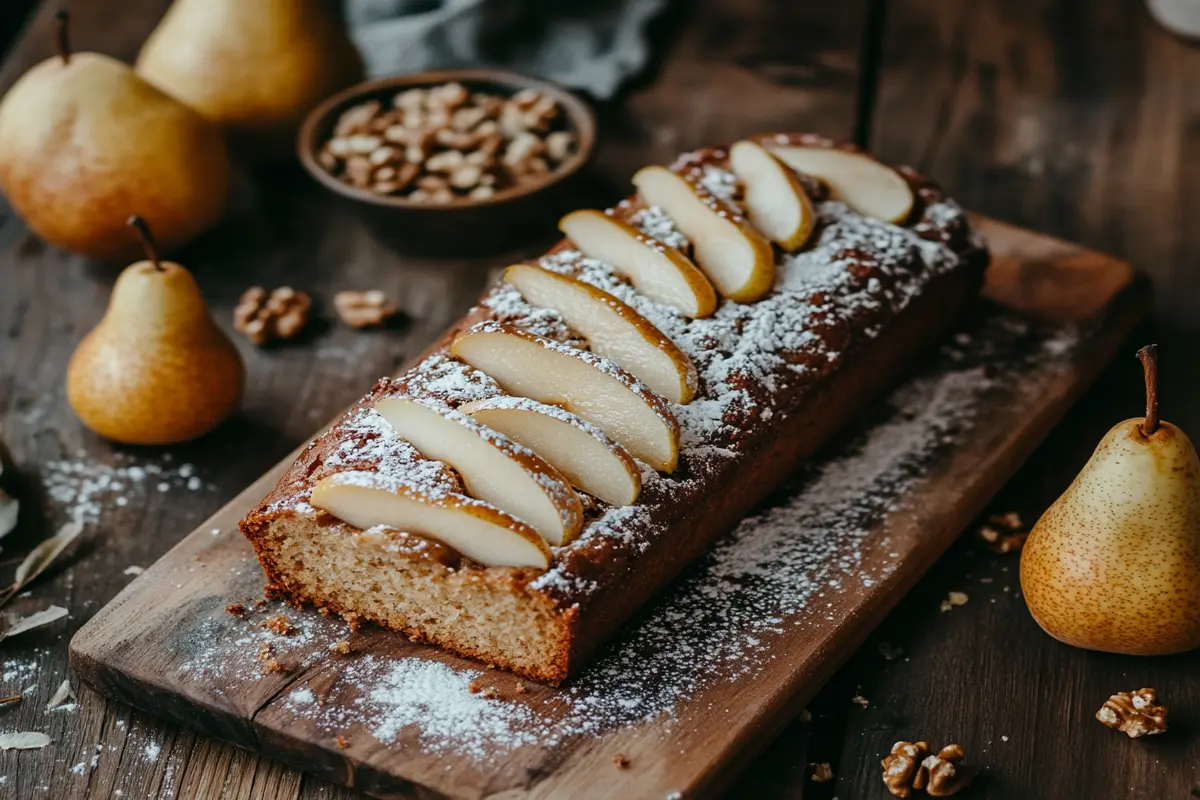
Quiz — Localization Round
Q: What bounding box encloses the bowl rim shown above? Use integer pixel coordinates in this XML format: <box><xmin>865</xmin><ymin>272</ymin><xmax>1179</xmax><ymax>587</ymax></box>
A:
<box><xmin>297</xmin><ymin>68</ymin><xmax>597</xmax><ymax>212</ymax></box>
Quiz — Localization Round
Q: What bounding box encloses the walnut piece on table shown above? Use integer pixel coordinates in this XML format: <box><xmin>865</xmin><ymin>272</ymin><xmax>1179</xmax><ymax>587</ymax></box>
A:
<box><xmin>1096</xmin><ymin>688</ymin><xmax>1168</xmax><ymax>738</ymax></box>
<box><xmin>939</xmin><ymin>591</ymin><xmax>969</xmax><ymax>612</ymax></box>
<box><xmin>882</xmin><ymin>740</ymin><xmax>928</xmax><ymax>797</ymax></box>
<box><xmin>914</xmin><ymin>744</ymin><xmax>973</xmax><ymax>797</ymax></box>
<box><xmin>976</xmin><ymin>510</ymin><xmax>1029</xmax><ymax>554</ymax></box>
<box><xmin>809</xmin><ymin>762</ymin><xmax>834</xmax><ymax>783</ymax></box>
<box><xmin>882</xmin><ymin>741</ymin><xmax>974</xmax><ymax>797</ymax></box>
<box><xmin>334</xmin><ymin>289</ymin><xmax>398</xmax><ymax>328</ymax></box>
<box><xmin>234</xmin><ymin>286</ymin><xmax>312</xmax><ymax>345</ymax></box>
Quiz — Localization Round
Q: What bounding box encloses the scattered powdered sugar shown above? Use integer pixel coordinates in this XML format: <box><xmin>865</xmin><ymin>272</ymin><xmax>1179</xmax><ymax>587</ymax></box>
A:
<box><xmin>263</xmin><ymin>403</ymin><xmax>465</xmax><ymax>517</ymax></box>
<box><xmin>143</xmin><ymin>741</ymin><xmax>161</xmax><ymax>763</ymax></box>
<box><xmin>397</xmin><ymin>354</ymin><xmax>504</xmax><ymax>407</ymax></box>
<box><xmin>274</xmin><ymin>317</ymin><xmax>1081</xmax><ymax>760</ymax></box>
<box><xmin>697</xmin><ymin>164</ymin><xmax>740</xmax><ymax>202</ymax></box>
<box><xmin>43</xmin><ymin>455</ymin><xmax>217</xmax><ymax>525</ymax></box>
<box><xmin>289</xmin><ymin>687</ymin><xmax>315</xmax><ymax>706</ymax></box>
<box><xmin>481</xmin><ymin>286</ymin><xmax>577</xmax><ymax>343</ymax></box>
<box><xmin>1</xmin><ymin>652</ymin><xmax>44</xmax><ymax>684</ymax></box>
<box><xmin>324</xmin><ymin>407</ymin><xmax>459</xmax><ymax>496</ymax></box>
<box><xmin>284</xmin><ymin>658</ymin><xmax>544</xmax><ymax>755</ymax></box>
<box><xmin>629</xmin><ymin>205</ymin><xmax>690</xmax><ymax>250</ymax></box>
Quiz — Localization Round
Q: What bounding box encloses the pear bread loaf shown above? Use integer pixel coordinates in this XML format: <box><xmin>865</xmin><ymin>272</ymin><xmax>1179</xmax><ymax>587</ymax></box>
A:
<box><xmin>240</xmin><ymin>133</ymin><xmax>988</xmax><ymax>683</ymax></box>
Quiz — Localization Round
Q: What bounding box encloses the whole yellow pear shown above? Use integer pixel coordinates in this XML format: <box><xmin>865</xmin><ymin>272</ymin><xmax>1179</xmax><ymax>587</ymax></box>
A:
<box><xmin>136</xmin><ymin>0</ymin><xmax>364</xmax><ymax>161</ymax></box>
<box><xmin>1020</xmin><ymin>346</ymin><xmax>1200</xmax><ymax>655</ymax></box>
<box><xmin>0</xmin><ymin>12</ymin><xmax>230</xmax><ymax>262</ymax></box>
<box><xmin>66</xmin><ymin>217</ymin><xmax>244</xmax><ymax>446</ymax></box>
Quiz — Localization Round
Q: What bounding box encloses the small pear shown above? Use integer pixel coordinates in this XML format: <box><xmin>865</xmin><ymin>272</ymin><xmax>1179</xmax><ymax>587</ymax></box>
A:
<box><xmin>66</xmin><ymin>217</ymin><xmax>244</xmax><ymax>446</ymax></box>
<box><xmin>136</xmin><ymin>0</ymin><xmax>364</xmax><ymax>161</ymax></box>
<box><xmin>1021</xmin><ymin>345</ymin><xmax>1200</xmax><ymax>655</ymax></box>
<box><xmin>0</xmin><ymin>12</ymin><xmax>230</xmax><ymax>262</ymax></box>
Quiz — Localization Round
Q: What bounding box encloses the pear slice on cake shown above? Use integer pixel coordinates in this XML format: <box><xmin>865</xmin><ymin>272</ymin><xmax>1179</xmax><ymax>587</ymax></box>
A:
<box><xmin>311</xmin><ymin>471</ymin><xmax>551</xmax><ymax>569</ymax></box>
<box><xmin>763</xmin><ymin>144</ymin><xmax>914</xmax><ymax>224</ymax></box>
<box><xmin>559</xmin><ymin>209</ymin><xmax>717</xmax><ymax>318</ymax></box>
<box><xmin>373</xmin><ymin>395</ymin><xmax>583</xmax><ymax>545</ymax></box>
<box><xmin>504</xmin><ymin>263</ymin><xmax>698</xmax><ymax>403</ymax></box>
<box><xmin>729</xmin><ymin>140</ymin><xmax>816</xmax><ymax>251</ymax></box>
<box><xmin>460</xmin><ymin>396</ymin><xmax>642</xmax><ymax>506</ymax></box>
<box><xmin>632</xmin><ymin>166</ymin><xmax>774</xmax><ymax>303</ymax></box>
<box><xmin>451</xmin><ymin>322</ymin><xmax>680</xmax><ymax>472</ymax></box>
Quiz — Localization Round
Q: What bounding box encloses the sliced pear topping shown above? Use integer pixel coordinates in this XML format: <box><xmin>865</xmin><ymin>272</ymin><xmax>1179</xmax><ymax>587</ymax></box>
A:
<box><xmin>451</xmin><ymin>322</ymin><xmax>680</xmax><ymax>472</ymax></box>
<box><xmin>729</xmin><ymin>140</ymin><xmax>817</xmax><ymax>251</ymax></box>
<box><xmin>310</xmin><ymin>471</ymin><xmax>551</xmax><ymax>569</ymax></box>
<box><xmin>763</xmin><ymin>144</ymin><xmax>914</xmax><ymax>224</ymax></box>
<box><xmin>504</xmin><ymin>263</ymin><xmax>698</xmax><ymax>404</ymax></box>
<box><xmin>631</xmin><ymin>165</ymin><xmax>774</xmax><ymax>303</ymax></box>
<box><xmin>373</xmin><ymin>395</ymin><xmax>583</xmax><ymax>546</ymax></box>
<box><xmin>460</xmin><ymin>396</ymin><xmax>642</xmax><ymax>507</ymax></box>
<box><xmin>559</xmin><ymin>209</ymin><xmax>717</xmax><ymax>318</ymax></box>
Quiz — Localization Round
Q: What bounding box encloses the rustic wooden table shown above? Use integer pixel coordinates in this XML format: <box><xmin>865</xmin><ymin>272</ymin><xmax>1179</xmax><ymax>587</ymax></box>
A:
<box><xmin>1</xmin><ymin>1</ymin><xmax>1197</xmax><ymax>798</ymax></box>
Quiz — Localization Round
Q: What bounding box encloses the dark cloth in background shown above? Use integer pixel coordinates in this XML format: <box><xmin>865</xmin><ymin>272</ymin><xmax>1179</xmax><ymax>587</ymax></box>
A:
<box><xmin>348</xmin><ymin>0</ymin><xmax>666</xmax><ymax>98</ymax></box>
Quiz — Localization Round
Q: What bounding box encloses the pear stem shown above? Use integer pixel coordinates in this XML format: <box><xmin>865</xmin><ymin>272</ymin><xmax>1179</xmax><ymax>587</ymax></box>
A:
<box><xmin>54</xmin><ymin>10</ymin><xmax>70</xmax><ymax>65</ymax></box>
<box><xmin>1137</xmin><ymin>344</ymin><xmax>1159</xmax><ymax>436</ymax></box>
<box><xmin>127</xmin><ymin>215</ymin><xmax>163</xmax><ymax>272</ymax></box>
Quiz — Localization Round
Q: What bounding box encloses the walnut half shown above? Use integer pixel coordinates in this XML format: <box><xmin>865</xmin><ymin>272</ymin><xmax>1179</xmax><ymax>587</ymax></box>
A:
<box><xmin>914</xmin><ymin>744</ymin><xmax>973</xmax><ymax>797</ymax></box>
<box><xmin>234</xmin><ymin>286</ymin><xmax>312</xmax><ymax>345</ymax></box>
<box><xmin>976</xmin><ymin>510</ymin><xmax>1029</xmax><ymax>554</ymax></box>
<box><xmin>882</xmin><ymin>741</ymin><xmax>928</xmax><ymax>798</ymax></box>
<box><xmin>333</xmin><ymin>290</ymin><xmax>397</xmax><ymax>328</ymax></box>
<box><xmin>882</xmin><ymin>741</ymin><xmax>974</xmax><ymax>797</ymax></box>
<box><xmin>1096</xmin><ymin>688</ymin><xmax>1168</xmax><ymax>738</ymax></box>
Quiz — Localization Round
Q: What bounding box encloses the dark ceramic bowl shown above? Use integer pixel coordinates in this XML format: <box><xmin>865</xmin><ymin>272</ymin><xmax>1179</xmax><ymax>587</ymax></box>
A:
<box><xmin>297</xmin><ymin>69</ymin><xmax>596</xmax><ymax>256</ymax></box>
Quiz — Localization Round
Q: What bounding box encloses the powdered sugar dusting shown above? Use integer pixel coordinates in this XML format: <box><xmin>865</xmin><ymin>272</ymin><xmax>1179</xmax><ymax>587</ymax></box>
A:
<box><xmin>481</xmin><ymin>285</ymin><xmax>578</xmax><ymax>344</ymax></box>
<box><xmin>397</xmin><ymin>354</ymin><xmax>504</xmax><ymax>407</ymax></box>
<box><xmin>44</xmin><ymin>456</ymin><xmax>217</xmax><ymax>525</ymax></box>
<box><xmin>629</xmin><ymin>205</ymin><xmax>690</xmax><ymax>250</ymax></box>
<box><xmin>324</xmin><ymin>409</ymin><xmax>447</xmax><ymax>491</ymax></box>
<box><xmin>265</xmin><ymin>404</ymin><xmax>461</xmax><ymax>516</ymax></box>
<box><xmin>697</xmin><ymin>164</ymin><xmax>740</xmax><ymax>202</ymax></box>
<box><xmin>283</xmin><ymin>658</ymin><xmax>543</xmax><ymax>755</ymax></box>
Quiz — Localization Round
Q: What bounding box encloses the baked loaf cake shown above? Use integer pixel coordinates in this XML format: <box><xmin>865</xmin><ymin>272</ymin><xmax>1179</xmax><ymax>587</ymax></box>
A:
<box><xmin>241</xmin><ymin>134</ymin><xmax>987</xmax><ymax>683</ymax></box>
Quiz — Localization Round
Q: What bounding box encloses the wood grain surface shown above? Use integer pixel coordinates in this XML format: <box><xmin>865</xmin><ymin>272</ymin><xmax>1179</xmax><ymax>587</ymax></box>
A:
<box><xmin>1</xmin><ymin>0</ymin><xmax>1198</xmax><ymax>798</ymax></box>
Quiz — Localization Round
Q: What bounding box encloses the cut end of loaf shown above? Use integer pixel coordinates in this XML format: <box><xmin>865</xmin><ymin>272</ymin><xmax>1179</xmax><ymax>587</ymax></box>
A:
<box><xmin>242</xmin><ymin>511</ymin><xmax>577</xmax><ymax>684</ymax></box>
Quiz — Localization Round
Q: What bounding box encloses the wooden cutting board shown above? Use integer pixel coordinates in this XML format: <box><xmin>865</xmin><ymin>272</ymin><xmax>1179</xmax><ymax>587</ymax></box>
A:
<box><xmin>70</xmin><ymin>217</ymin><xmax>1149</xmax><ymax>800</ymax></box>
